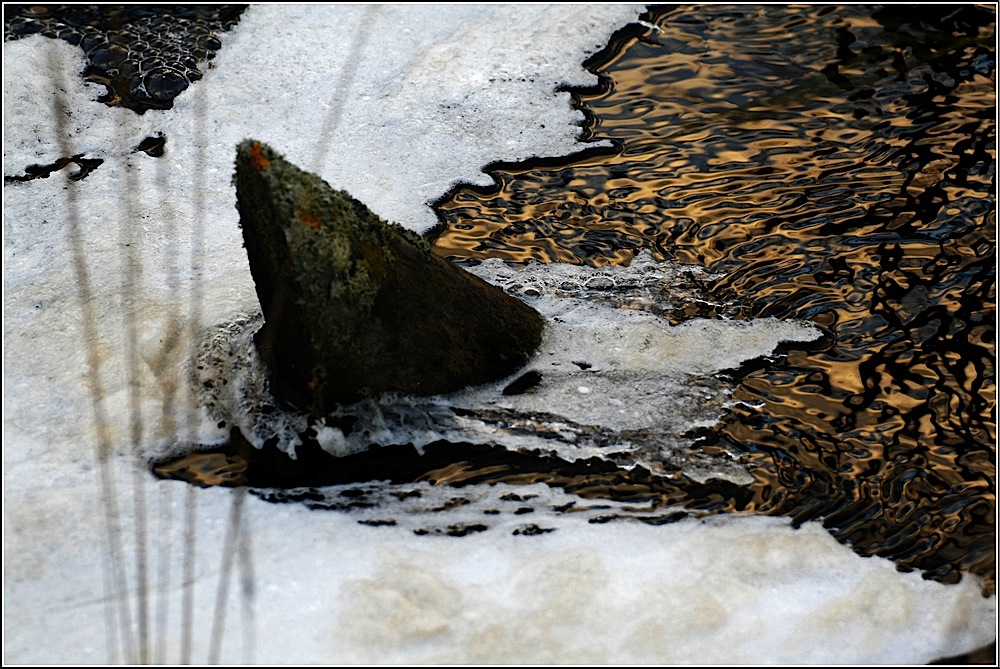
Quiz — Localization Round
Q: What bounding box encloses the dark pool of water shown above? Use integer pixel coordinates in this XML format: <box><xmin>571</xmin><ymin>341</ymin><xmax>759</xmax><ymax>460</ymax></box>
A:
<box><xmin>4</xmin><ymin>5</ymin><xmax>245</xmax><ymax>113</ymax></box>
<box><xmin>432</xmin><ymin>4</ymin><xmax>996</xmax><ymax>591</ymax></box>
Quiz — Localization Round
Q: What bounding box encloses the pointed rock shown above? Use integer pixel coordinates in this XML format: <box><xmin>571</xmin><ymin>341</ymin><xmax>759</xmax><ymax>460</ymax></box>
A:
<box><xmin>234</xmin><ymin>140</ymin><xmax>544</xmax><ymax>414</ymax></box>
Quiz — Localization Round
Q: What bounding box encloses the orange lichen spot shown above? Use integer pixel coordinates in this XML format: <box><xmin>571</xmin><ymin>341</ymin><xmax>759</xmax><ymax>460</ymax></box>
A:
<box><xmin>250</xmin><ymin>141</ymin><xmax>270</xmax><ymax>171</ymax></box>
<box><xmin>299</xmin><ymin>210</ymin><xmax>323</xmax><ymax>230</ymax></box>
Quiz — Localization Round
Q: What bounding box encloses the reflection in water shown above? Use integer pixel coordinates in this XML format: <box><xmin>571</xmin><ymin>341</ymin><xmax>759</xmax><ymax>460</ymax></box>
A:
<box><xmin>433</xmin><ymin>5</ymin><xmax>995</xmax><ymax>590</ymax></box>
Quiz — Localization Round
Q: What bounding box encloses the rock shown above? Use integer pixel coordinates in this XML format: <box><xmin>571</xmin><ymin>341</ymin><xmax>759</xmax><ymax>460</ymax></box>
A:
<box><xmin>234</xmin><ymin>140</ymin><xmax>544</xmax><ymax>414</ymax></box>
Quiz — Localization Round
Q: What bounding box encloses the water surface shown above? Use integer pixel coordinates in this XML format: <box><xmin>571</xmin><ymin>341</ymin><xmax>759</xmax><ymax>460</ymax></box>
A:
<box><xmin>434</xmin><ymin>4</ymin><xmax>996</xmax><ymax>590</ymax></box>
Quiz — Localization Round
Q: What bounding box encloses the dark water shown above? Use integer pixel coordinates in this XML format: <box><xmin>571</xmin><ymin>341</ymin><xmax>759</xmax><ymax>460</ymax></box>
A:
<box><xmin>4</xmin><ymin>4</ymin><xmax>246</xmax><ymax>113</ymax></box>
<box><xmin>433</xmin><ymin>5</ymin><xmax>996</xmax><ymax>591</ymax></box>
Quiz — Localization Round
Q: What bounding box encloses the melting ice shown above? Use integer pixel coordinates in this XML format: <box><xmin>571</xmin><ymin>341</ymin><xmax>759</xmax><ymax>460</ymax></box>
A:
<box><xmin>194</xmin><ymin>252</ymin><xmax>819</xmax><ymax>487</ymax></box>
<box><xmin>2</xmin><ymin>5</ymin><xmax>995</xmax><ymax>664</ymax></box>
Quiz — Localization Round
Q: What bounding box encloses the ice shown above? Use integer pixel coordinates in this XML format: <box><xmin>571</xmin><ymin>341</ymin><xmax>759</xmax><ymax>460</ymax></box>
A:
<box><xmin>3</xmin><ymin>5</ymin><xmax>995</xmax><ymax>664</ymax></box>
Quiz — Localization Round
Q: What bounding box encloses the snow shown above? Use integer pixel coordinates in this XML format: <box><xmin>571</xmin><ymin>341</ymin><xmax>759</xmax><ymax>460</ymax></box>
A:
<box><xmin>3</xmin><ymin>5</ymin><xmax>995</xmax><ymax>664</ymax></box>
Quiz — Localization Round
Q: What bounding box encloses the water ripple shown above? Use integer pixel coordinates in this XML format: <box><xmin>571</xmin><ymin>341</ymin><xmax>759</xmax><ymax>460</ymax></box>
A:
<box><xmin>434</xmin><ymin>4</ymin><xmax>996</xmax><ymax>590</ymax></box>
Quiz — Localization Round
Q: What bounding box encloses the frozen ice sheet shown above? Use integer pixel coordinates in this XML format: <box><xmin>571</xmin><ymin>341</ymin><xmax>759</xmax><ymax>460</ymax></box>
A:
<box><xmin>3</xmin><ymin>5</ymin><xmax>995</xmax><ymax>665</ymax></box>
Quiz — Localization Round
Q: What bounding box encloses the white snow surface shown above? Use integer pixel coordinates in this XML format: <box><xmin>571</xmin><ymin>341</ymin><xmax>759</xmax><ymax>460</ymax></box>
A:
<box><xmin>3</xmin><ymin>4</ymin><xmax>996</xmax><ymax>664</ymax></box>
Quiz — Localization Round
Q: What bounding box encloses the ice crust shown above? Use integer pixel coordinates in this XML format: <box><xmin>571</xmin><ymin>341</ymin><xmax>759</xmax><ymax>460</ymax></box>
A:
<box><xmin>3</xmin><ymin>5</ymin><xmax>995</xmax><ymax>664</ymax></box>
<box><xmin>194</xmin><ymin>252</ymin><xmax>818</xmax><ymax>486</ymax></box>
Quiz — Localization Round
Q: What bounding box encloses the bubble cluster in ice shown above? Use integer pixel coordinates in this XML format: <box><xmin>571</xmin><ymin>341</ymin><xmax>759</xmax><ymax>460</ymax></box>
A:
<box><xmin>5</xmin><ymin>6</ymin><xmax>245</xmax><ymax>112</ymax></box>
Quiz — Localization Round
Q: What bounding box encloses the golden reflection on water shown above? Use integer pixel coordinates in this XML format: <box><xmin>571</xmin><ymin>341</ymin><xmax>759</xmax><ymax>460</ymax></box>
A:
<box><xmin>433</xmin><ymin>5</ymin><xmax>995</xmax><ymax>590</ymax></box>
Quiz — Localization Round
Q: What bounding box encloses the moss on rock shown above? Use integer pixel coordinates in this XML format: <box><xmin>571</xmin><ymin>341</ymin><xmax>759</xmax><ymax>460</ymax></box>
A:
<box><xmin>235</xmin><ymin>140</ymin><xmax>544</xmax><ymax>414</ymax></box>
